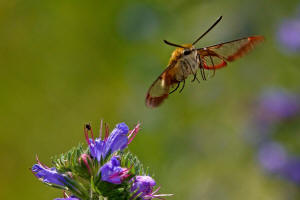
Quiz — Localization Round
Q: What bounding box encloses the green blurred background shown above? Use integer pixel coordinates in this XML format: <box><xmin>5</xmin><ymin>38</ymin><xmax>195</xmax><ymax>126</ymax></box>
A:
<box><xmin>1</xmin><ymin>0</ymin><xmax>300</xmax><ymax>199</ymax></box>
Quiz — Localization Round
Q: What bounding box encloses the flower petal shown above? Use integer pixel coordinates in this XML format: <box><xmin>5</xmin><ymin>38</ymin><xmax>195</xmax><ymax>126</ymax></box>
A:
<box><xmin>131</xmin><ymin>176</ymin><xmax>156</xmax><ymax>197</ymax></box>
<box><xmin>100</xmin><ymin>156</ymin><xmax>126</xmax><ymax>184</ymax></box>
<box><xmin>104</xmin><ymin>123</ymin><xmax>129</xmax><ymax>157</ymax></box>
<box><xmin>32</xmin><ymin>164</ymin><xmax>66</xmax><ymax>186</ymax></box>
<box><xmin>54</xmin><ymin>196</ymin><xmax>80</xmax><ymax>200</ymax></box>
<box><xmin>89</xmin><ymin>138</ymin><xmax>106</xmax><ymax>161</ymax></box>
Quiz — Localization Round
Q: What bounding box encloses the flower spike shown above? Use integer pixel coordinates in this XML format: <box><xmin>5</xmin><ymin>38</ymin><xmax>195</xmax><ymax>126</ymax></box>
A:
<box><xmin>31</xmin><ymin>120</ymin><xmax>172</xmax><ymax>200</ymax></box>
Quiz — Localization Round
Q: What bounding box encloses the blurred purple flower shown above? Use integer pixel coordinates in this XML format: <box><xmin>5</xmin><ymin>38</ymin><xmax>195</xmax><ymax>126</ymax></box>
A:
<box><xmin>100</xmin><ymin>156</ymin><xmax>130</xmax><ymax>184</ymax></box>
<box><xmin>281</xmin><ymin>159</ymin><xmax>300</xmax><ymax>183</ymax></box>
<box><xmin>277</xmin><ymin>18</ymin><xmax>300</xmax><ymax>52</ymax></box>
<box><xmin>86</xmin><ymin>122</ymin><xmax>140</xmax><ymax>162</ymax></box>
<box><xmin>54</xmin><ymin>196</ymin><xmax>80</xmax><ymax>200</ymax></box>
<box><xmin>131</xmin><ymin>176</ymin><xmax>173</xmax><ymax>200</ymax></box>
<box><xmin>257</xmin><ymin>89</ymin><xmax>300</xmax><ymax>122</ymax></box>
<box><xmin>32</xmin><ymin>160</ymin><xmax>66</xmax><ymax>186</ymax></box>
<box><xmin>258</xmin><ymin>142</ymin><xmax>287</xmax><ymax>172</ymax></box>
<box><xmin>249</xmin><ymin>88</ymin><xmax>300</xmax><ymax>185</ymax></box>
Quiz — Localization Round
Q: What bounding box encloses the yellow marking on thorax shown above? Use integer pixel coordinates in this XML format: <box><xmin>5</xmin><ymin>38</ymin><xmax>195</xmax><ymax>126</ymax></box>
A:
<box><xmin>167</xmin><ymin>44</ymin><xmax>194</xmax><ymax>65</ymax></box>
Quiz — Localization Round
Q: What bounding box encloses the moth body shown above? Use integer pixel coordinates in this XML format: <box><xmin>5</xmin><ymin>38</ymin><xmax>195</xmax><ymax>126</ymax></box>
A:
<box><xmin>145</xmin><ymin>16</ymin><xmax>264</xmax><ymax>108</ymax></box>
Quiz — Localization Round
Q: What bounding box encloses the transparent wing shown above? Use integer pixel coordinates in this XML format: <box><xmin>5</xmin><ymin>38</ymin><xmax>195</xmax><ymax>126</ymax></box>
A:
<box><xmin>199</xmin><ymin>55</ymin><xmax>227</xmax><ymax>79</ymax></box>
<box><xmin>145</xmin><ymin>66</ymin><xmax>178</xmax><ymax>108</ymax></box>
<box><xmin>198</xmin><ymin>36</ymin><xmax>264</xmax><ymax>70</ymax></box>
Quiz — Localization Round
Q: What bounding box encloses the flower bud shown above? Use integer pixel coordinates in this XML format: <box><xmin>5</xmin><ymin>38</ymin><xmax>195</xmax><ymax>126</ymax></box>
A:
<box><xmin>79</xmin><ymin>153</ymin><xmax>93</xmax><ymax>174</ymax></box>
<box><xmin>131</xmin><ymin>176</ymin><xmax>173</xmax><ymax>199</ymax></box>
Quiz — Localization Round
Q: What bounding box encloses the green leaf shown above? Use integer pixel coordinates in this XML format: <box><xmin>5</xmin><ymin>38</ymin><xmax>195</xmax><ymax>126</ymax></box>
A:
<box><xmin>119</xmin><ymin>150</ymin><xmax>150</xmax><ymax>176</ymax></box>
<box><xmin>51</xmin><ymin>143</ymin><xmax>91</xmax><ymax>179</ymax></box>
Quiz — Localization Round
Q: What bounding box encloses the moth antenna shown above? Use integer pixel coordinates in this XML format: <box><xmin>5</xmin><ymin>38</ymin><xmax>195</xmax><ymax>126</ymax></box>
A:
<box><xmin>163</xmin><ymin>40</ymin><xmax>185</xmax><ymax>48</ymax></box>
<box><xmin>192</xmin><ymin>16</ymin><xmax>223</xmax><ymax>45</ymax></box>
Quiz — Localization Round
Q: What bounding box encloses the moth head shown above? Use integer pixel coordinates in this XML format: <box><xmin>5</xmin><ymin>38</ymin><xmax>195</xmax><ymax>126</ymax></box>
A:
<box><xmin>181</xmin><ymin>44</ymin><xmax>196</xmax><ymax>56</ymax></box>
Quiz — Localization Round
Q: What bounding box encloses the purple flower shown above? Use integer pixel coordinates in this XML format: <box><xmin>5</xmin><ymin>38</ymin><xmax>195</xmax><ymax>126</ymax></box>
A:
<box><xmin>277</xmin><ymin>18</ymin><xmax>300</xmax><ymax>52</ymax></box>
<box><xmin>131</xmin><ymin>176</ymin><xmax>173</xmax><ymax>200</ymax></box>
<box><xmin>85</xmin><ymin>122</ymin><xmax>140</xmax><ymax>162</ymax></box>
<box><xmin>89</xmin><ymin>138</ymin><xmax>106</xmax><ymax>162</ymax></box>
<box><xmin>281</xmin><ymin>159</ymin><xmax>300</xmax><ymax>183</ymax></box>
<box><xmin>131</xmin><ymin>176</ymin><xmax>156</xmax><ymax>196</ymax></box>
<box><xmin>100</xmin><ymin>156</ymin><xmax>129</xmax><ymax>184</ymax></box>
<box><xmin>32</xmin><ymin>161</ymin><xmax>66</xmax><ymax>186</ymax></box>
<box><xmin>54</xmin><ymin>196</ymin><xmax>80</xmax><ymax>200</ymax></box>
<box><xmin>257</xmin><ymin>89</ymin><xmax>300</xmax><ymax>122</ymax></box>
<box><xmin>250</xmin><ymin>89</ymin><xmax>300</xmax><ymax>185</ymax></box>
<box><xmin>258</xmin><ymin>142</ymin><xmax>287</xmax><ymax>172</ymax></box>
<box><xmin>104</xmin><ymin>123</ymin><xmax>129</xmax><ymax>156</ymax></box>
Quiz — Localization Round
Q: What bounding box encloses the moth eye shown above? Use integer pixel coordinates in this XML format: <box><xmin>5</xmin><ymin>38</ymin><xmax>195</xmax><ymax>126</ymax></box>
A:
<box><xmin>183</xmin><ymin>49</ymin><xmax>191</xmax><ymax>55</ymax></box>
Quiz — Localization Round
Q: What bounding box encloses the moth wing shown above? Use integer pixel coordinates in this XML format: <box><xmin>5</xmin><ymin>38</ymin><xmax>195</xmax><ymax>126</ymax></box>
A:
<box><xmin>145</xmin><ymin>65</ymin><xmax>178</xmax><ymax>108</ymax></box>
<box><xmin>198</xmin><ymin>36</ymin><xmax>264</xmax><ymax>70</ymax></box>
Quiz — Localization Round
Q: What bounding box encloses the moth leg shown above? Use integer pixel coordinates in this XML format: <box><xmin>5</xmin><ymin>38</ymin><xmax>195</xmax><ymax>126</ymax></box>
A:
<box><xmin>192</xmin><ymin>70</ymin><xmax>200</xmax><ymax>83</ymax></box>
<box><xmin>184</xmin><ymin>59</ymin><xmax>200</xmax><ymax>83</ymax></box>
<box><xmin>178</xmin><ymin>63</ymin><xmax>187</xmax><ymax>93</ymax></box>
<box><xmin>197</xmin><ymin>54</ymin><xmax>206</xmax><ymax>81</ymax></box>
<box><xmin>209</xmin><ymin>55</ymin><xmax>216</xmax><ymax>78</ymax></box>
<box><xmin>179</xmin><ymin>79</ymin><xmax>185</xmax><ymax>93</ymax></box>
<box><xmin>169</xmin><ymin>82</ymin><xmax>180</xmax><ymax>95</ymax></box>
